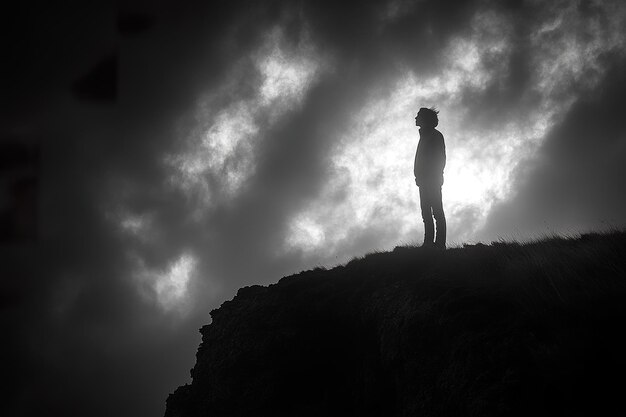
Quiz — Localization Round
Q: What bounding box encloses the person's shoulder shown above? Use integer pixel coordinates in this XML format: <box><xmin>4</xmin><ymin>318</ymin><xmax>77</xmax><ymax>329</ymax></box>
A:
<box><xmin>434</xmin><ymin>129</ymin><xmax>444</xmax><ymax>139</ymax></box>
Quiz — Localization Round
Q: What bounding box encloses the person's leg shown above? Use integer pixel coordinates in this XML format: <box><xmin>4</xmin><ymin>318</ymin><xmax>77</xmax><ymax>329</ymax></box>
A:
<box><xmin>432</xmin><ymin>186</ymin><xmax>446</xmax><ymax>248</ymax></box>
<box><xmin>419</xmin><ymin>186</ymin><xmax>434</xmax><ymax>245</ymax></box>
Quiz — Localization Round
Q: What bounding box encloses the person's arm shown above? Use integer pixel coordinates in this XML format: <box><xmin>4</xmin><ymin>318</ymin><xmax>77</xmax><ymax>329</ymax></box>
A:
<box><xmin>414</xmin><ymin>143</ymin><xmax>420</xmax><ymax>186</ymax></box>
<box><xmin>432</xmin><ymin>133</ymin><xmax>446</xmax><ymax>173</ymax></box>
<box><xmin>439</xmin><ymin>133</ymin><xmax>446</xmax><ymax>171</ymax></box>
<box><xmin>434</xmin><ymin>132</ymin><xmax>446</xmax><ymax>185</ymax></box>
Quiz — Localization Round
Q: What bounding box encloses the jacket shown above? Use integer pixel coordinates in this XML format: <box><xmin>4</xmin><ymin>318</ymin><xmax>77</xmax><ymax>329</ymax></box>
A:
<box><xmin>414</xmin><ymin>127</ymin><xmax>446</xmax><ymax>187</ymax></box>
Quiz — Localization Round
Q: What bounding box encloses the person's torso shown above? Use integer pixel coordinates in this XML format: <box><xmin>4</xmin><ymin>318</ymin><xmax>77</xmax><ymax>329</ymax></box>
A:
<box><xmin>416</xmin><ymin>128</ymin><xmax>443</xmax><ymax>171</ymax></box>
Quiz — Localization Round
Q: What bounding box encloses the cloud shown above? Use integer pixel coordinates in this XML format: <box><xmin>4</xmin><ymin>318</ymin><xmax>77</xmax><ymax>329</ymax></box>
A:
<box><xmin>478</xmin><ymin>53</ymin><xmax>626</xmax><ymax>241</ymax></box>
<box><xmin>164</xmin><ymin>24</ymin><xmax>328</xmax><ymax>215</ymax></box>
<box><xmin>131</xmin><ymin>250</ymin><xmax>198</xmax><ymax>314</ymax></box>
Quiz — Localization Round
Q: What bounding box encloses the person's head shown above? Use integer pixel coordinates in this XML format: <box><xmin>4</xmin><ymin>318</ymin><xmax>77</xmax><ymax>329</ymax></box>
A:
<box><xmin>415</xmin><ymin>107</ymin><xmax>439</xmax><ymax>128</ymax></box>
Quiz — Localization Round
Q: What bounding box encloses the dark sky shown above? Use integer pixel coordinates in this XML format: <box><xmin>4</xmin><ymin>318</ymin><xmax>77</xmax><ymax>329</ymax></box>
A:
<box><xmin>2</xmin><ymin>1</ymin><xmax>625</xmax><ymax>416</ymax></box>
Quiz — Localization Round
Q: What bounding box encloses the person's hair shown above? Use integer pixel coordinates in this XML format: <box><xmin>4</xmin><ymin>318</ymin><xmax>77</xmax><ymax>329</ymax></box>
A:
<box><xmin>419</xmin><ymin>107</ymin><xmax>439</xmax><ymax>128</ymax></box>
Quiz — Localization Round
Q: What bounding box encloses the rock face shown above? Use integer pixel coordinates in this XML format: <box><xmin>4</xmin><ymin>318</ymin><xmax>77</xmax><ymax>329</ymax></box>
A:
<box><xmin>165</xmin><ymin>232</ymin><xmax>626</xmax><ymax>417</ymax></box>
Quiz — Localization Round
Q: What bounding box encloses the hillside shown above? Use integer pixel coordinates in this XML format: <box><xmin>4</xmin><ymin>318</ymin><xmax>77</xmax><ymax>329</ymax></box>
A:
<box><xmin>165</xmin><ymin>231</ymin><xmax>626</xmax><ymax>417</ymax></box>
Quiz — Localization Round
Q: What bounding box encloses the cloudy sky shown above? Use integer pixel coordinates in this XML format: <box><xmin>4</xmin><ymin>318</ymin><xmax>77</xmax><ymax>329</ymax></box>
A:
<box><xmin>2</xmin><ymin>0</ymin><xmax>626</xmax><ymax>416</ymax></box>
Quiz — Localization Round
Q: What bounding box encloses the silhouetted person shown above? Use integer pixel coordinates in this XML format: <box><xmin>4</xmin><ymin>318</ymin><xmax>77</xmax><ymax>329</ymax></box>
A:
<box><xmin>414</xmin><ymin>107</ymin><xmax>446</xmax><ymax>248</ymax></box>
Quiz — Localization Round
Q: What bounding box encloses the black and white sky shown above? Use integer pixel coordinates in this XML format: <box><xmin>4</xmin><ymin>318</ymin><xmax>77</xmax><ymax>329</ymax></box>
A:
<box><xmin>2</xmin><ymin>0</ymin><xmax>626</xmax><ymax>416</ymax></box>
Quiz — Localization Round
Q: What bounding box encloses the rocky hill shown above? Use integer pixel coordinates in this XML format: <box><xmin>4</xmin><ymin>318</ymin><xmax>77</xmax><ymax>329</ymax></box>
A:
<box><xmin>165</xmin><ymin>231</ymin><xmax>626</xmax><ymax>416</ymax></box>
